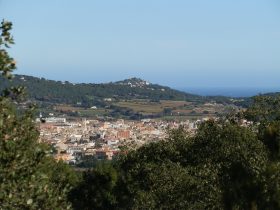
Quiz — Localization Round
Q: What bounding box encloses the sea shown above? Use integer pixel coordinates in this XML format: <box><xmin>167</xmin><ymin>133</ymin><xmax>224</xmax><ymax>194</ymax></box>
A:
<box><xmin>179</xmin><ymin>87</ymin><xmax>280</xmax><ymax>98</ymax></box>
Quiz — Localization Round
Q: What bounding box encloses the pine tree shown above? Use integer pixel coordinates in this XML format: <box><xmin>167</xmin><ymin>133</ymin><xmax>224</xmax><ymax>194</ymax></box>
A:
<box><xmin>0</xmin><ymin>20</ymin><xmax>77</xmax><ymax>210</ymax></box>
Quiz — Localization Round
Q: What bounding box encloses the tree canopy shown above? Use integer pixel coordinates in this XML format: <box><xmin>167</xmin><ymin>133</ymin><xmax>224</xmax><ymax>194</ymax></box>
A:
<box><xmin>0</xmin><ymin>20</ymin><xmax>79</xmax><ymax>210</ymax></box>
<box><xmin>70</xmin><ymin>119</ymin><xmax>280</xmax><ymax>209</ymax></box>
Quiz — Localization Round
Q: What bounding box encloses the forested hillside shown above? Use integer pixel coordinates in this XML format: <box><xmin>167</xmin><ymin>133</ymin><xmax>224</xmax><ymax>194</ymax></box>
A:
<box><xmin>0</xmin><ymin>75</ymin><xmax>202</xmax><ymax>106</ymax></box>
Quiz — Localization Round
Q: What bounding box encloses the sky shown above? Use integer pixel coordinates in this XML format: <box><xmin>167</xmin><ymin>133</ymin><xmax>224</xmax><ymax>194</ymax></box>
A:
<box><xmin>0</xmin><ymin>0</ymin><xmax>280</xmax><ymax>91</ymax></box>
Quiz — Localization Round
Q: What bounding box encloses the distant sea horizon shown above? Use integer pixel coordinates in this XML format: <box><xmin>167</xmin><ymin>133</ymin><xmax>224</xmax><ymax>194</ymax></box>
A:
<box><xmin>177</xmin><ymin>87</ymin><xmax>280</xmax><ymax>97</ymax></box>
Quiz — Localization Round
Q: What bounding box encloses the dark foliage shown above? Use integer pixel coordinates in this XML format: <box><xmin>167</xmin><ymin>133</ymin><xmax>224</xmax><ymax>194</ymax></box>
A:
<box><xmin>0</xmin><ymin>74</ymin><xmax>203</xmax><ymax>106</ymax></box>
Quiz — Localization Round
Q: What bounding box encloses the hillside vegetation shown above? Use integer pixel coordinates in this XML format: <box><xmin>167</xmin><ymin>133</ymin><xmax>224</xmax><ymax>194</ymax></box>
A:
<box><xmin>0</xmin><ymin>75</ymin><xmax>202</xmax><ymax>106</ymax></box>
<box><xmin>0</xmin><ymin>74</ymin><xmax>254</xmax><ymax>119</ymax></box>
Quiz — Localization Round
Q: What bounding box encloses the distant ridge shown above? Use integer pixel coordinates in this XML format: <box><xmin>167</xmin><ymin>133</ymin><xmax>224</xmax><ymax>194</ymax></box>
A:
<box><xmin>0</xmin><ymin>74</ymin><xmax>204</xmax><ymax>106</ymax></box>
<box><xmin>4</xmin><ymin>74</ymin><xmax>275</xmax><ymax>108</ymax></box>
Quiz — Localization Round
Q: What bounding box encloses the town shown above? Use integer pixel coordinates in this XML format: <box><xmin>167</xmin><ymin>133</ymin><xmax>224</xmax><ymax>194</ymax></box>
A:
<box><xmin>38</xmin><ymin>116</ymin><xmax>204</xmax><ymax>165</ymax></box>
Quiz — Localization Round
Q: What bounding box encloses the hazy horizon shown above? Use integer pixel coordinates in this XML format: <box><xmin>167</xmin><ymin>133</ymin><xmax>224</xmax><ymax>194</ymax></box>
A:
<box><xmin>15</xmin><ymin>73</ymin><xmax>280</xmax><ymax>97</ymax></box>
<box><xmin>179</xmin><ymin>87</ymin><xmax>280</xmax><ymax>97</ymax></box>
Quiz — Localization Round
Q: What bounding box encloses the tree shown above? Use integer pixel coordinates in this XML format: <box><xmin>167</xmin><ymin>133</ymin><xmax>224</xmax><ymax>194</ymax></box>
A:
<box><xmin>68</xmin><ymin>117</ymin><xmax>280</xmax><ymax>209</ymax></box>
<box><xmin>114</xmin><ymin>121</ymin><xmax>271</xmax><ymax>209</ymax></box>
<box><xmin>245</xmin><ymin>96</ymin><xmax>280</xmax><ymax>161</ymax></box>
<box><xmin>244</xmin><ymin>95</ymin><xmax>280</xmax><ymax>209</ymax></box>
<box><xmin>0</xmin><ymin>20</ymin><xmax>78</xmax><ymax>209</ymax></box>
<box><xmin>0</xmin><ymin>20</ymin><xmax>16</xmax><ymax>79</ymax></box>
<box><xmin>245</xmin><ymin>95</ymin><xmax>280</xmax><ymax>123</ymax></box>
<box><xmin>69</xmin><ymin>162</ymin><xmax>118</xmax><ymax>210</ymax></box>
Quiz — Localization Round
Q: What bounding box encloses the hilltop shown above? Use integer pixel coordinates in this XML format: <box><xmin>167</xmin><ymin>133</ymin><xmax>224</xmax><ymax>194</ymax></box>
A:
<box><xmin>114</xmin><ymin>77</ymin><xmax>151</xmax><ymax>87</ymax></box>
<box><xmin>0</xmin><ymin>74</ymin><xmax>253</xmax><ymax>119</ymax></box>
<box><xmin>0</xmin><ymin>74</ymin><xmax>203</xmax><ymax>105</ymax></box>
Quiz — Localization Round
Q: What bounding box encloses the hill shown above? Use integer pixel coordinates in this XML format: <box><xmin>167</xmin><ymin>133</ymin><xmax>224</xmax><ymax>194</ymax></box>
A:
<box><xmin>0</xmin><ymin>75</ymin><xmax>203</xmax><ymax>106</ymax></box>
<box><xmin>1</xmin><ymin>74</ymin><xmax>255</xmax><ymax>119</ymax></box>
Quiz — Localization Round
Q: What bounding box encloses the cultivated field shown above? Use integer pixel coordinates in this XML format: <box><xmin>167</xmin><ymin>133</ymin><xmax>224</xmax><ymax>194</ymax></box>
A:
<box><xmin>44</xmin><ymin>100</ymin><xmax>236</xmax><ymax>120</ymax></box>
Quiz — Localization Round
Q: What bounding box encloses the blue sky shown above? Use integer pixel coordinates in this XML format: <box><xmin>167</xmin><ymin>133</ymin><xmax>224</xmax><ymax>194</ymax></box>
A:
<box><xmin>1</xmin><ymin>0</ymin><xmax>280</xmax><ymax>89</ymax></box>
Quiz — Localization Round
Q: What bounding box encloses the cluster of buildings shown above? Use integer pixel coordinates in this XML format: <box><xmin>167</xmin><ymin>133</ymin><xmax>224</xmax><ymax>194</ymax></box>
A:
<box><xmin>38</xmin><ymin>117</ymin><xmax>201</xmax><ymax>165</ymax></box>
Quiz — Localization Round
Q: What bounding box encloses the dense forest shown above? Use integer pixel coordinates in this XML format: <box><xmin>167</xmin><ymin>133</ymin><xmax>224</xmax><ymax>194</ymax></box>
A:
<box><xmin>1</xmin><ymin>21</ymin><xmax>280</xmax><ymax>209</ymax></box>
<box><xmin>0</xmin><ymin>74</ymin><xmax>254</xmax><ymax>108</ymax></box>
<box><xmin>0</xmin><ymin>74</ymin><xmax>202</xmax><ymax>105</ymax></box>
